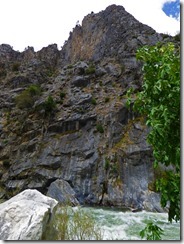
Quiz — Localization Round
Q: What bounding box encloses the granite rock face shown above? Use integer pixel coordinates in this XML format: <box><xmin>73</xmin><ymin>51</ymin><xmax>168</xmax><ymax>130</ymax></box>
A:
<box><xmin>0</xmin><ymin>189</ymin><xmax>58</xmax><ymax>240</ymax></box>
<box><xmin>0</xmin><ymin>5</ymin><xmax>177</xmax><ymax>211</ymax></box>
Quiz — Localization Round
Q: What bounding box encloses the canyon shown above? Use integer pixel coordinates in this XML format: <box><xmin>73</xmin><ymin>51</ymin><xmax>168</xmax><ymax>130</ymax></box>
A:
<box><xmin>0</xmin><ymin>4</ymin><xmax>178</xmax><ymax>211</ymax></box>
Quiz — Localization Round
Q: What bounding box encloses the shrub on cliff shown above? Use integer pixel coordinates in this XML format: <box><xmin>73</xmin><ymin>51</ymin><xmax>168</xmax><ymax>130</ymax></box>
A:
<box><xmin>96</xmin><ymin>124</ymin><xmax>104</xmax><ymax>133</ymax></box>
<box><xmin>12</xmin><ymin>62</ymin><xmax>20</xmax><ymax>72</ymax></box>
<box><xmin>15</xmin><ymin>84</ymin><xmax>41</xmax><ymax>109</ymax></box>
<box><xmin>43</xmin><ymin>95</ymin><xmax>56</xmax><ymax>115</ymax></box>
<box><xmin>85</xmin><ymin>64</ymin><xmax>96</xmax><ymax>75</ymax></box>
<box><xmin>27</xmin><ymin>84</ymin><xmax>41</xmax><ymax>96</ymax></box>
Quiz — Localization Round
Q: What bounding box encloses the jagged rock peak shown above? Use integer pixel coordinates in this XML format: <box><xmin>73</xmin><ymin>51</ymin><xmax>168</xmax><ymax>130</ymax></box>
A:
<box><xmin>60</xmin><ymin>4</ymin><xmax>162</xmax><ymax>65</ymax></box>
<box><xmin>0</xmin><ymin>44</ymin><xmax>19</xmax><ymax>61</ymax></box>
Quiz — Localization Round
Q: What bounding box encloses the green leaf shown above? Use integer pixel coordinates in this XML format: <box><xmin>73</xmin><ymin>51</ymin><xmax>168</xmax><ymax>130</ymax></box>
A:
<box><xmin>134</xmin><ymin>42</ymin><xmax>180</xmax><ymax>223</ymax></box>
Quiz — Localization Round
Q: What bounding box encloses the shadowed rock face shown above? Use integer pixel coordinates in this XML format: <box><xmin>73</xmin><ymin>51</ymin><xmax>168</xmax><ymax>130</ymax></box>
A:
<box><xmin>47</xmin><ymin>179</ymin><xmax>79</xmax><ymax>206</ymax></box>
<box><xmin>0</xmin><ymin>5</ymin><xmax>177</xmax><ymax>211</ymax></box>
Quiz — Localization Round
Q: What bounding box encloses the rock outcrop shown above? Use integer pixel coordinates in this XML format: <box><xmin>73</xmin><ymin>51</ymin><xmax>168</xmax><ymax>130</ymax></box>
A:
<box><xmin>47</xmin><ymin>179</ymin><xmax>80</xmax><ymax>206</ymax></box>
<box><xmin>0</xmin><ymin>5</ymin><xmax>178</xmax><ymax>211</ymax></box>
<box><xmin>61</xmin><ymin>4</ymin><xmax>163</xmax><ymax>64</ymax></box>
<box><xmin>0</xmin><ymin>189</ymin><xmax>58</xmax><ymax>240</ymax></box>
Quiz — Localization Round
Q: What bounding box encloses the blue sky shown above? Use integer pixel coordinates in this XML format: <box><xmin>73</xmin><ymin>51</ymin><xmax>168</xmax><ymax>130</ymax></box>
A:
<box><xmin>0</xmin><ymin>0</ymin><xmax>181</xmax><ymax>51</ymax></box>
<box><xmin>162</xmin><ymin>0</ymin><xmax>180</xmax><ymax>19</ymax></box>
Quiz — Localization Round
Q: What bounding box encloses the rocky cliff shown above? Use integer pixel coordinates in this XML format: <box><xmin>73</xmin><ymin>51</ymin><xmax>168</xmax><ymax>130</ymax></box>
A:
<box><xmin>0</xmin><ymin>5</ymin><xmax>177</xmax><ymax>211</ymax></box>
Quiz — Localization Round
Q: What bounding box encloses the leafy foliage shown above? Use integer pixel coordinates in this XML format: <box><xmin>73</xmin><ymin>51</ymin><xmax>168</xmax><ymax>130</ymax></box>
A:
<box><xmin>140</xmin><ymin>222</ymin><xmax>164</xmax><ymax>240</ymax></box>
<box><xmin>60</xmin><ymin>92</ymin><xmax>66</xmax><ymax>100</ymax></box>
<box><xmin>96</xmin><ymin>124</ymin><xmax>104</xmax><ymax>133</ymax></box>
<box><xmin>91</xmin><ymin>97</ymin><xmax>97</xmax><ymax>105</ymax></box>
<box><xmin>127</xmin><ymin>42</ymin><xmax>180</xmax><ymax>224</ymax></box>
<box><xmin>28</xmin><ymin>84</ymin><xmax>41</xmax><ymax>96</ymax></box>
<box><xmin>135</xmin><ymin>43</ymin><xmax>180</xmax><ymax>171</ymax></box>
<box><xmin>156</xmin><ymin>171</ymin><xmax>180</xmax><ymax>222</ymax></box>
<box><xmin>43</xmin><ymin>95</ymin><xmax>56</xmax><ymax>115</ymax></box>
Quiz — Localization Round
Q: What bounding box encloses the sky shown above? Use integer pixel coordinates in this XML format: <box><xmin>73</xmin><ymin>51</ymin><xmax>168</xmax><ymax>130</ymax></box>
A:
<box><xmin>0</xmin><ymin>0</ymin><xmax>181</xmax><ymax>52</ymax></box>
<box><xmin>162</xmin><ymin>0</ymin><xmax>180</xmax><ymax>19</ymax></box>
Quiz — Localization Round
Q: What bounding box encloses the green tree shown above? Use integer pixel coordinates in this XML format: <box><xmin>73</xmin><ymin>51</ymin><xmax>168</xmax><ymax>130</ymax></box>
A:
<box><xmin>127</xmin><ymin>42</ymin><xmax>180</xmax><ymax>231</ymax></box>
<box><xmin>139</xmin><ymin>222</ymin><xmax>164</xmax><ymax>240</ymax></box>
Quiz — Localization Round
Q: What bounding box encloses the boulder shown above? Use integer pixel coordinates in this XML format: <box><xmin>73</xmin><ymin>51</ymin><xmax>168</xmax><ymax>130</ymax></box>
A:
<box><xmin>0</xmin><ymin>189</ymin><xmax>58</xmax><ymax>240</ymax></box>
<box><xmin>71</xmin><ymin>76</ymin><xmax>89</xmax><ymax>87</ymax></box>
<box><xmin>47</xmin><ymin>179</ymin><xmax>79</xmax><ymax>206</ymax></box>
<box><xmin>143</xmin><ymin>191</ymin><xmax>169</xmax><ymax>213</ymax></box>
<box><xmin>105</xmin><ymin>63</ymin><xmax>122</xmax><ymax>77</ymax></box>
<box><xmin>73</xmin><ymin>61</ymin><xmax>88</xmax><ymax>75</ymax></box>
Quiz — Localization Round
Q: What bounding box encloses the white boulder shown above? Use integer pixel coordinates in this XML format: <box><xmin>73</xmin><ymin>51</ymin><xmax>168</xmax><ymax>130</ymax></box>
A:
<box><xmin>0</xmin><ymin>189</ymin><xmax>58</xmax><ymax>240</ymax></box>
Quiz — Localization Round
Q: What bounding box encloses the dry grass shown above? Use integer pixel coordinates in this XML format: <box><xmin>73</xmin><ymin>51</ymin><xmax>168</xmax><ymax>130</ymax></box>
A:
<box><xmin>44</xmin><ymin>205</ymin><xmax>103</xmax><ymax>240</ymax></box>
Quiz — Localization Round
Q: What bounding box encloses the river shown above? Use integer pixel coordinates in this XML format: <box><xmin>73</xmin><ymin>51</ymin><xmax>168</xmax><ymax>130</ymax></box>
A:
<box><xmin>81</xmin><ymin>206</ymin><xmax>180</xmax><ymax>240</ymax></box>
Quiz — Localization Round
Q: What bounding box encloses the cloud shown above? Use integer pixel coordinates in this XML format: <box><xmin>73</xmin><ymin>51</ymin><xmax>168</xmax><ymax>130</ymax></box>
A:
<box><xmin>0</xmin><ymin>0</ymin><xmax>180</xmax><ymax>51</ymax></box>
<box><xmin>121</xmin><ymin>0</ymin><xmax>180</xmax><ymax>35</ymax></box>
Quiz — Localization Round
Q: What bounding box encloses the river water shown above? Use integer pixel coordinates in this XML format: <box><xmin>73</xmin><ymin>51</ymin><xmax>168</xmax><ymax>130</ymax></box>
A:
<box><xmin>81</xmin><ymin>206</ymin><xmax>180</xmax><ymax>240</ymax></box>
